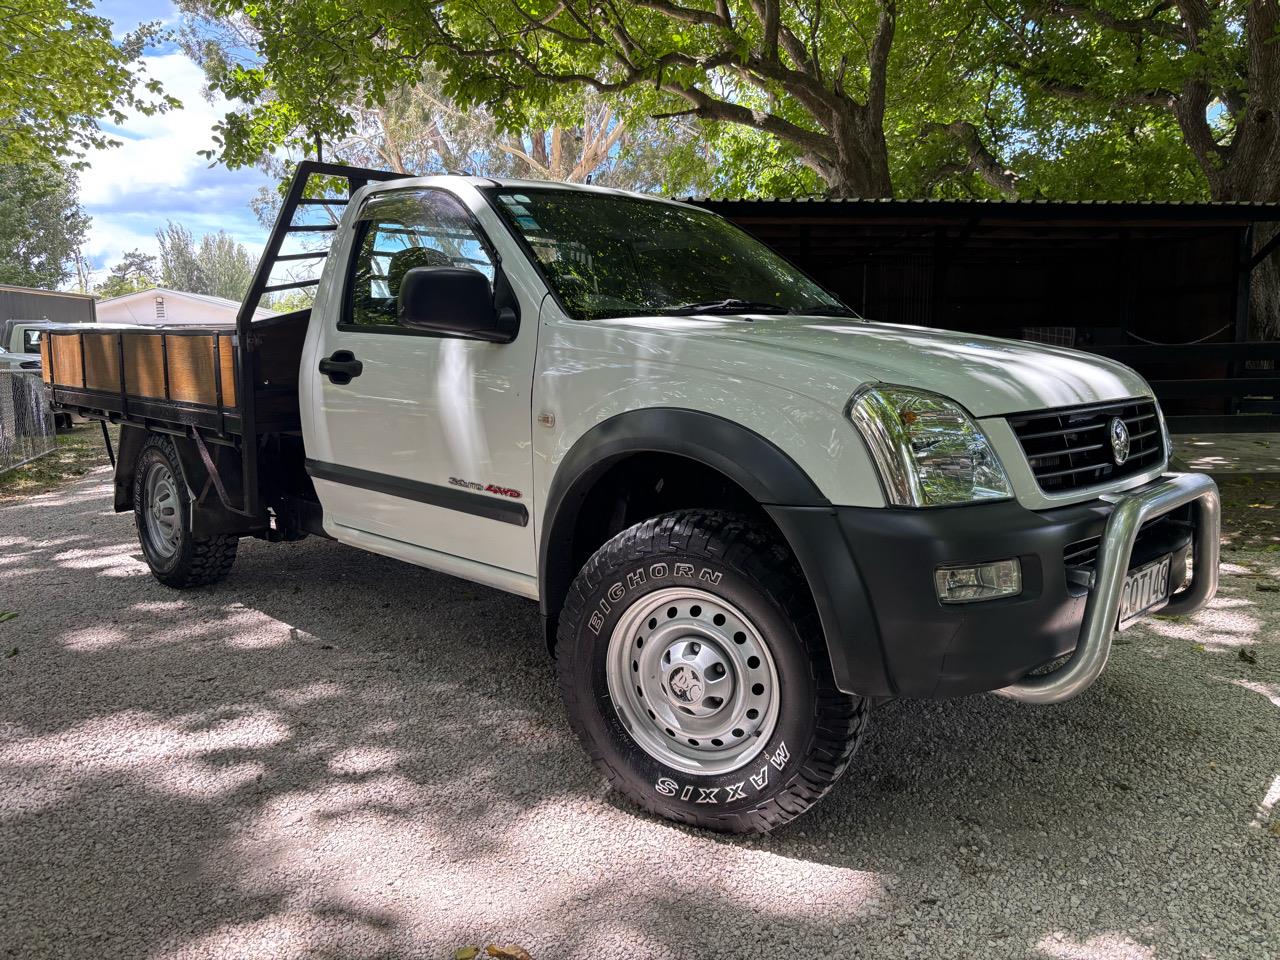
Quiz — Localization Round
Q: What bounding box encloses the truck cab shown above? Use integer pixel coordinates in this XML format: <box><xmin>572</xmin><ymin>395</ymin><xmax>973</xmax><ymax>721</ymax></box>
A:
<box><xmin>44</xmin><ymin>164</ymin><xmax>1221</xmax><ymax>834</ymax></box>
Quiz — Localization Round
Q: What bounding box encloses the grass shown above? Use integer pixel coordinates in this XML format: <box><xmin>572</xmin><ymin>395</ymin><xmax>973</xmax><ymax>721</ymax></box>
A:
<box><xmin>0</xmin><ymin>424</ymin><xmax>114</xmax><ymax>502</ymax></box>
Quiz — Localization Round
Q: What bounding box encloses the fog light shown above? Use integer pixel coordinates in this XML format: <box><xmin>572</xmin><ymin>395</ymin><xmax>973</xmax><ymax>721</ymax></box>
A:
<box><xmin>934</xmin><ymin>559</ymin><xmax>1022</xmax><ymax>603</ymax></box>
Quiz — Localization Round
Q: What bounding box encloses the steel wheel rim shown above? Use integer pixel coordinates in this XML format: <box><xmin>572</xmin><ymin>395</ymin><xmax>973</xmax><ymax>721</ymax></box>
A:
<box><xmin>606</xmin><ymin>587</ymin><xmax>780</xmax><ymax>776</ymax></box>
<box><xmin>143</xmin><ymin>461</ymin><xmax>181</xmax><ymax>559</ymax></box>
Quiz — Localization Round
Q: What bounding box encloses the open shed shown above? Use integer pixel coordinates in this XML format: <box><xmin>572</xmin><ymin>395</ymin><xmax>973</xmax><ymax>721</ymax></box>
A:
<box><xmin>693</xmin><ymin>198</ymin><xmax>1280</xmax><ymax>433</ymax></box>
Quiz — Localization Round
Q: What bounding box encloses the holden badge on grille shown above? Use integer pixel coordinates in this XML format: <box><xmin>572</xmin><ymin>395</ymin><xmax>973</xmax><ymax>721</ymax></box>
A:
<box><xmin>1109</xmin><ymin>417</ymin><xmax>1131</xmax><ymax>465</ymax></box>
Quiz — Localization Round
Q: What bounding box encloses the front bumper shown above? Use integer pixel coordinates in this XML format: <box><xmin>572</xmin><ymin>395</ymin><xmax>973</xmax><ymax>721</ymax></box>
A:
<box><xmin>767</xmin><ymin>472</ymin><xmax>1220</xmax><ymax>701</ymax></box>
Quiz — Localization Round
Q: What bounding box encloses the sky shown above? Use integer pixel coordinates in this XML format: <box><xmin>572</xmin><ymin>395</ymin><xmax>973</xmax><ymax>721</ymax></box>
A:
<box><xmin>78</xmin><ymin>0</ymin><xmax>274</xmax><ymax>285</ymax></box>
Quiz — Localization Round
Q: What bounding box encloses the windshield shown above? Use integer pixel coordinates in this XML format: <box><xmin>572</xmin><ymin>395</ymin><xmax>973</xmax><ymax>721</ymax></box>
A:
<box><xmin>484</xmin><ymin>188</ymin><xmax>851</xmax><ymax>321</ymax></box>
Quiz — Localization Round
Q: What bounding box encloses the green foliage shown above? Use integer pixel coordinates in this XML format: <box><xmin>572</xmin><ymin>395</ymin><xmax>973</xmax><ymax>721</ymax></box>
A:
<box><xmin>988</xmin><ymin>1</ymin><xmax>1252</xmax><ymax>202</ymax></box>
<box><xmin>187</xmin><ymin>0</ymin><xmax>1262</xmax><ymax>206</ymax></box>
<box><xmin>0</xmin><ymin>161</ymin><xmax>91</xmax><ymax>288</ymax></box>
<box><xmin>0</xmin><ymin>0</ymin><xmax>180</xmax><ymax>168</ymax></box>
<box><xmin>155</xmin><ymin>222</ymin><xmax>258</xmax><ymax>301</ymax></box>
<box><xmin>1007</xmin><ymin>117</ymin><xmax>1208</xmax><ymax>202</ymax></box>
<box><xmin>95</xmin><ymin>251</ymin><xmax>158</xmax><ymax>299</ymax></box>
<box><xmin>195</xmin><ymin>231</ymin><xmax>257</xmax><ymax>301</ymax></box>
<box><xmin>268</xmin><ymin>288</ymin><xmax>316</xmax><ymax>313</ymax></box>
<box><xmin>196</xmin><ymin>0</ymin><xmax>993</xmax><ymax>196</ymax></box>
<box><xmin>156</xmin><ymin>222</ymin><xmax>204</xmax><ymax>293</ymax></box>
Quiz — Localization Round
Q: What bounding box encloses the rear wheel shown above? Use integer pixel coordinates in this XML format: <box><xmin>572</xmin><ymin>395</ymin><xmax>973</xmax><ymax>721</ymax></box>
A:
<box><xmin>133</xmin><ymin>435</ymin><xmax>238</xmax><ymax>588</ymax></box>
<box><xmin>557</xmin><ymin>509</ymin><xmax>870</xmax><ymax>834</ymax></box>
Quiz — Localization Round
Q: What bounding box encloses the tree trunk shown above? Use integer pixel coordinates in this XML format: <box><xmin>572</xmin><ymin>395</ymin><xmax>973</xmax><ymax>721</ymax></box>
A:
<box><xmin>1206</xmin><ymin>180</ymin><xmax>1280</xmax><ymax>340</ymax></box>
<box><xmin>813</xmin><ymin>116</ymin><xmax>894</xmax><ymax>198</ymax></box>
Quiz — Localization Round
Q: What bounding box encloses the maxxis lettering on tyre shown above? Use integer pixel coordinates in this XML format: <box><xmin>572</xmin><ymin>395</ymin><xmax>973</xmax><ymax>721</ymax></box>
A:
<box><xmin>556</xmin><ymin>509</ymin><xmax>870</xmax><ymax>834</ymax></box>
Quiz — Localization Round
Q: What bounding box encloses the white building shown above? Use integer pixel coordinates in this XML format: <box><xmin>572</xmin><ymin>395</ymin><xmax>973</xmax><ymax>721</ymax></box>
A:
<box><xmin>95</xmin><ymin>288</ymin><xmax>276</xmax><ymax>326</ymax></box>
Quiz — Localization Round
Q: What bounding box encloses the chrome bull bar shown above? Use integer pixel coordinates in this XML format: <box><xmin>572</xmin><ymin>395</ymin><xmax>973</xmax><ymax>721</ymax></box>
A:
<box><xmin>997</xmin><ymin>472</ymin><xmax>1221</xmax><ymax>705</ymax></box>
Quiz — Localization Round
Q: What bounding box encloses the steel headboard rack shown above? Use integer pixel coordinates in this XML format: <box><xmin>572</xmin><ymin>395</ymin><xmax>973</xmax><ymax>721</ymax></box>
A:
<box><xmin>234</xmin><ymin>160</ymin><xmax>404</xmax><ymax>518</ymax></box>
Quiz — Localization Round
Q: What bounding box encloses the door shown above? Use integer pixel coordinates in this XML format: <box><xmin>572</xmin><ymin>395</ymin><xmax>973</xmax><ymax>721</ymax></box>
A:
<box><xmin>303</xmin><ymin>186</ymin><xmax>539</xmax><ymax>580</ymax></box>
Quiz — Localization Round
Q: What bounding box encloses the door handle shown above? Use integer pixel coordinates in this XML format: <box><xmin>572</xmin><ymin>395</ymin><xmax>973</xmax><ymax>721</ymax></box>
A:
<box><xmin>319</xmin><ymin>350</ymin><xmax>363</xmax><ymax>385</ymax></box>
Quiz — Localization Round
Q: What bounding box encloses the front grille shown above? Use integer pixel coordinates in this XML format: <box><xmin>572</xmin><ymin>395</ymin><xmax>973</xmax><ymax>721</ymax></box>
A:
<box><xmin>1062</xmin><ymin>508</ymin><xmax>1194</xmax><ymax>598</ymax></box>
<box><xmin>1009</xmin><ymin>398</ymin><xmax>1164</xmax><ymax>494</ymax></box>
<box><xmin>1064</xmin><ymin>516</ymin><xmax>1169</xmax><ymax>571</ymax></box>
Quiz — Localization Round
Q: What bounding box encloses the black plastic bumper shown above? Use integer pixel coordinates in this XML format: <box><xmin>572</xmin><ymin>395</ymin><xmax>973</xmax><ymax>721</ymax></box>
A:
<box><xmin>768</xmin><ymin>495</ymin><xmax>1192</xmax><ymax>700</ymax></box>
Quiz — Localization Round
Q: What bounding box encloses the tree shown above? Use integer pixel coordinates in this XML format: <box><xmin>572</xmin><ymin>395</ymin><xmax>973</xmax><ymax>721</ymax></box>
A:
<box><xmin>195</xmin><ymin>0</ymin><xmax>1016</xmax><ymax>198</ymax></box>
<box><xmin>178</xmin><ymin>4</ymin><xmax>712</xmax><ymax>196</ymax></box>
<box><xmin>196</xmin><ymin>231</ymin><xmax>256</xmax><ymax>301</ymax></box>
<box><xmin>0</xmin><ymin>0</ymin><xmax>179</xmax><ymax>167</ymax></box>
<box><xmin>989</xmin><ymin>1</ymin><xmax>1278</xmax><ymax>332</ymax></box>
<box><xmin>0</xmin><ymin>161</ymin><xmax>91</xmax><ymax>289</ymax></box>
<box><xmin>993</xmin><ymin>2</ymin><xmax>1259</xmax><ymax>202</ymax></box>
<box><xmin>155</xmin><ymin>221</ymin><xmax>257</xmax><ymax>301</ymax></box>
<box><xmin>156</xmin><ymin>222</ymin><xmax>204</xmax><ymax>293</ymax></box>
<box><xmin>96</xmin><ymin>251</ymin><xmax>158</xmax><ymax>299</ymax></box>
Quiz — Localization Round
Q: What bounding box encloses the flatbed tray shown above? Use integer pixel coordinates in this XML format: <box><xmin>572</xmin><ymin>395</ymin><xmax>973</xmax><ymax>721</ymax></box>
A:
<box><xmin>41</xmin><ymin>315</ymin><xmax>307</xmax><ymax>437</ymax></box>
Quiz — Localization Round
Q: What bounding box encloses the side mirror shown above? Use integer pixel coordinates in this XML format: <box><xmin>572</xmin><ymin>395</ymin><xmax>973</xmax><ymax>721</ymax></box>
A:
<box><xmin>397</xmin><ymin>266</ymin><xmax>518</xmax><ymax>343</ymax></box>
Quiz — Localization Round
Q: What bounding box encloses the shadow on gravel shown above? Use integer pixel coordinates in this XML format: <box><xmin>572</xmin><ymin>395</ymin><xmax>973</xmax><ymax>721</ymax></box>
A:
<box><xmin>1</xmin><ymin>471</ymin><xmax>1277</xmax><ymax>958</ymax></box>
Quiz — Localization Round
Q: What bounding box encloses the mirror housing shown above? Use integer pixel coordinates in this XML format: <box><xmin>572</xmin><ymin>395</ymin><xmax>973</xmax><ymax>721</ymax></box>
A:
<box><xmin>397</xmin><ymin>266</ymin><xmax>518</xmax><ymax>342</ymax></box>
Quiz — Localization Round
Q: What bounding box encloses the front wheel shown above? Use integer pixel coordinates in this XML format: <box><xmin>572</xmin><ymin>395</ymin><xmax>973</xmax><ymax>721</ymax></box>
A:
<box><xmin>133</xmin><ymin>434</ymin><xmax>238</xmax><ymax>588</ymax></box>
<box><xmin>557</xmin><ymin>510</ymin><xmax>870</xmax><ymax>834</ymax></box>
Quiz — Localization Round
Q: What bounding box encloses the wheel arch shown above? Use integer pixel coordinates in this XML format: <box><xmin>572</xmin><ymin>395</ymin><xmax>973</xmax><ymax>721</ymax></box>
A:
<box><xmin>116</xmin><ymin>427</ymin><xmax>264</xmax><ymax>538</ymax></box>
<box><xmin>539</xmin><ymin>407</ymin><xmax>892</xmax><ymax>696</ymax></box>
<box><xmin>540</xmin><ymin>408</ymin><xmax>821</xmax><ymax>617</ymax></box>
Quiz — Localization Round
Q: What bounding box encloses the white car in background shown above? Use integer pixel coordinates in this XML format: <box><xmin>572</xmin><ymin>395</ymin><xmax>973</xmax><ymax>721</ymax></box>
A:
<box><xmin>1</xmin><ymin>344</ymin><xmax>75</xmax><ymax>431</ymax></box>
<box><xmin>0</xmin><ymin>344</ymin><xmax>41</xmax><ymax>372</ymax></box>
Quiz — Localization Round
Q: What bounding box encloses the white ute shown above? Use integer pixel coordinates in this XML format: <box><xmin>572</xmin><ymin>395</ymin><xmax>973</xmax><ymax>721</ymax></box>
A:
<box><xmin>46</xmin><ymin>162</ymin><xmax>1220</xmax><ymax>833</ymax></box>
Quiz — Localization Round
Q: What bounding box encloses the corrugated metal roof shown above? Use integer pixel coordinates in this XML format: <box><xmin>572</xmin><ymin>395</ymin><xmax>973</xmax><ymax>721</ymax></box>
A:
<box><xmin>690</xmin><ymin>196</ymin><xmax>1278</xmax><ymax>206</ymax></box>
<box><xmin>0</xmin><ymin>284</ymin><xmax>96</xmax><ymax>300</ymax></box>
<box><xmin>689</xmin><ymin>196</ymin><xmax>1280</xmax><ymax>223</ymax></box>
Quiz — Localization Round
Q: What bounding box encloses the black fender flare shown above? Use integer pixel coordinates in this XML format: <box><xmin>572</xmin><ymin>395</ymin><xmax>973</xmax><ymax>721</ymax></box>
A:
<box><xmin>114</xmin><ymin>426</ymin><xmax>265</xmax><ymax>538</ymax></box>
<box><xmin>538</xmin><ymin>407</ymin><xmax>891</xmax><ymax>696</ymax></box>
<box><xmin>112</xmin><ymin>424</ymin><xmax>148</xmax><ymax>514</ymax></box>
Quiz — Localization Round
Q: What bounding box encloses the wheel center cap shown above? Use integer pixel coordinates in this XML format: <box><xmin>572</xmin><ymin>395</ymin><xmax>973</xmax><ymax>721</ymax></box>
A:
<box><xmin>666</xmin><ymin>664</ymin><xmax>704</xmax><ymax>704</ymax></box>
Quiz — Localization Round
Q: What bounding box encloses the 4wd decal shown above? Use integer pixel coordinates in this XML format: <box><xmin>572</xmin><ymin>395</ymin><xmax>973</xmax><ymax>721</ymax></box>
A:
<box><xmin>652</xmin><ymin>742</ymin><xmax>789</xmax><ymax>804</ymax></box>
<box><xmin>587</xmin><ymin>563</ymin><xmax>723</xmax><ymax>635</ymax></box>
<box><xmin>449</xmin><ymin>477</ymin><xmax>524</xmax><ymax>499</ymax></box>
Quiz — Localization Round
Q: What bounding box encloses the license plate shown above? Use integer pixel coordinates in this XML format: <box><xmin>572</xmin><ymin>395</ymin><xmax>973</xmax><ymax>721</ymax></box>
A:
<box><xmin>1117</xmin><ymin>555</ymin><xmax>1172</xmax><ymax>630</ymax></box>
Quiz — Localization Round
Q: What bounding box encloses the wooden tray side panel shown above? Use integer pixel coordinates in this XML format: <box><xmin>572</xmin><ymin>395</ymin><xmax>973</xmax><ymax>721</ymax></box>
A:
<box><xmin>218</xmin><ymin>334</ymin><xmax>237</xmax><ymax>407</ymax></box>
<box><xmin>165</xmin><ymin>335</ymin><xmax>219</xmax><ymax>405</ymax></box>
<box><xmin>40</xmin><ymin>337</ymin><xmax>52</xmax><ymax>383</ymax></box>
<box><xmin>49</xmin><ymin>333</ymin><xmax>84</xmax><ymax>388</ymax></box>
<box><xmin>122</xmin><ymin>334</ymin><xmax>168</xmax><ymax>399</ymax></box>
<box><xmin>82</xmin><ymin>333</ymin><xmax>121</xmax><ymax>392</ymax></box>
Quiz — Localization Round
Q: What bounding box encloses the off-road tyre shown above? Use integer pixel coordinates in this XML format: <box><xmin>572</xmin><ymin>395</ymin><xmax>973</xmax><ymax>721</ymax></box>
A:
<box><xmin>133</xmin><ymin>434</ymin><xmax>238</xmax><ymax>588</ymax></box>
<box><xmin>557</xmin><ymin>509</ymin><xmax>870</xmax><ymax>834</ymax></box>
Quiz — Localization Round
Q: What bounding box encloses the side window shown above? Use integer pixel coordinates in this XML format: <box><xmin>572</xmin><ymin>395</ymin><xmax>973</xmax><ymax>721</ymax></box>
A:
<box><xmin>346</xmin><ymin>189</ymin><xmax>495</xmax><ymax>329</ymax></box>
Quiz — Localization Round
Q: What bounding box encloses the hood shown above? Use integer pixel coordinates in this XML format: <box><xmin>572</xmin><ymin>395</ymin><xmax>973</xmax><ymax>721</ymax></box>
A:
<box><xmin>588</xmin><ymin>314</ymin><xmax>1151</xmax><ymax>418</ymax></box>
<box><xmin>0</xmin><ymin>349</ymin><xmax>41</xmax><ymax>367</ymax></box>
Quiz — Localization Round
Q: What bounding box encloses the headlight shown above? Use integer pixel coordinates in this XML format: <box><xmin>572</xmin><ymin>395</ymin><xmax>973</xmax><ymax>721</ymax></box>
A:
<box><xmin>848</xmin><ymin>385</ymin><xmax>1012</xmax><ymax>507</ymax></box>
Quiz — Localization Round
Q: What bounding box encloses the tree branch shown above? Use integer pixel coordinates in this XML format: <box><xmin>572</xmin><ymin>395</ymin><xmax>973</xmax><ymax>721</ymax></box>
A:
<box><xmin>1019</xmin><ymin>69</ymin><xmax>1178</xmax><ymax>109</ymax></box>
<box><xmin>1050</xmin><ymin>0</ymin><xmax>1187</xmax><ymax>42</ymax></box>
<box><xmin>632</xmin><ymin>0</ymin><xmax>725</xmax><ymax>27</ymax></box>
<box><xmin>923</xmin><ymin>120</ymin><xmax>1019</xmax><ymax>198</ymax></box>
<box><xmin>866</xmin><ymin>0</ymin><xmax>895</xmax><ymax>122</ymax></box>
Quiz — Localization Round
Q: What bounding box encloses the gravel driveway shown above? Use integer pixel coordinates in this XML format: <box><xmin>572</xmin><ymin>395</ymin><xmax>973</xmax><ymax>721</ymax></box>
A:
<box><xmin>2</xmin><ymin>467</ymin><xmax>1278</xmax><ymax>959</ymax></box>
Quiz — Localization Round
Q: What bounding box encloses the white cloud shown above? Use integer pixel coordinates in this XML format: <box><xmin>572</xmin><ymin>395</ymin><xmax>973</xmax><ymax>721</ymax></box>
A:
<box><xmin>80</xmin><ymin>53</ymin><xmax>227</xmax><ymax>207</ymax></box>
<box><xmin>78</xmin><ymin>51</ymin><xmax>271</xmax><ymax>282</ymax></box>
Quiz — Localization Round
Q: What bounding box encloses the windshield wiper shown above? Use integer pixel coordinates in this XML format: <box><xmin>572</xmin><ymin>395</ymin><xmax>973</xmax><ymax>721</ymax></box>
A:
<box><xmin>792</xmin><ymin>303</ymin><xmax>860</xmax><ymax>318</ymax></box>
<box><xmin>660</xmin><ymin>298</ymin><xmax>792</xmax><ymax>315</ymax></box>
